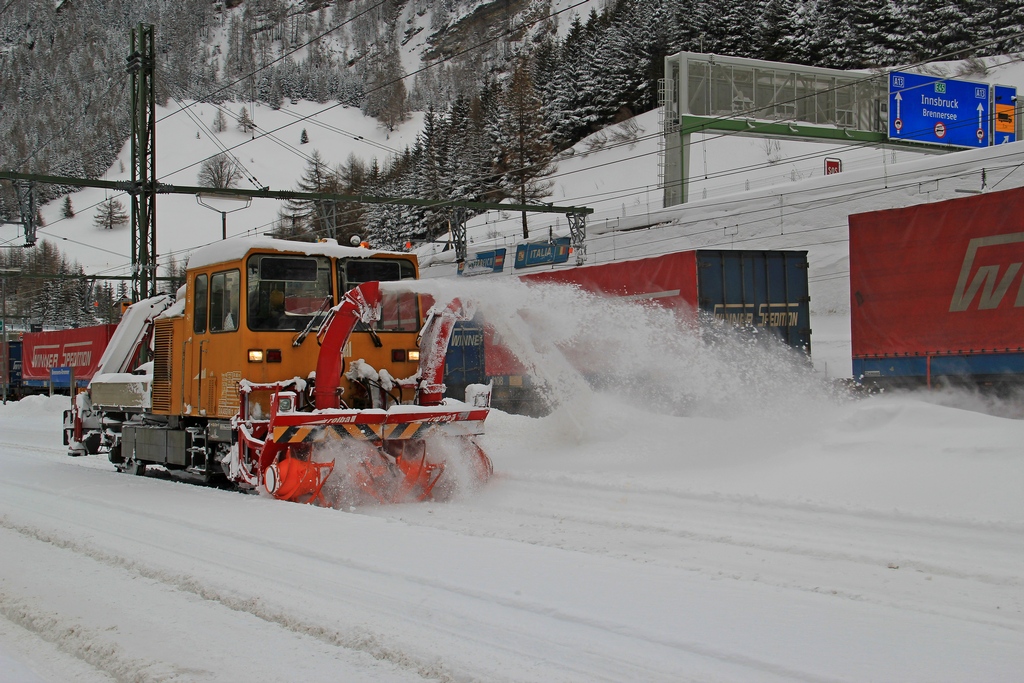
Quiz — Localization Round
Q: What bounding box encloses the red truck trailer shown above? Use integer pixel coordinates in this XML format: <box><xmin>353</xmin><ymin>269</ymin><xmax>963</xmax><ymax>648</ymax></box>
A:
<box><xmin>849</xmin><ymin>187</ymin><xmax>1024</xmax><ymax>387</ymax></box>
<box><xmin>20</xmin><ymin>324</ymin><xmax>119</xmax><ymax>392</ymax></box>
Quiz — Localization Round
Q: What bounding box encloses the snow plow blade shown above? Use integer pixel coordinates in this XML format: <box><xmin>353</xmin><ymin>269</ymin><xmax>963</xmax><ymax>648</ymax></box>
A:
<box><xmin>267</xmin><ymin>405</ymin><xmax>489</xmax><ymax>446</ymax></box>
<box><xmin>237</xmin><ymin>392</ymin><xmax>492</xmax><ymax>506</ymax></box>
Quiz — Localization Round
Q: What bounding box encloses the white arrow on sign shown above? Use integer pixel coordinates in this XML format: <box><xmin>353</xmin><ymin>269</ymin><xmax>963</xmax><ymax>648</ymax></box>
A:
<box><xmin>895</xmin><ymin>91</ymin><xmax>902</xmax><ymax>120</ymax></box>
<box><xmin>977</xmin><ymin>102</ymin><xmax>985</xmax><ymax>128</ymax></box>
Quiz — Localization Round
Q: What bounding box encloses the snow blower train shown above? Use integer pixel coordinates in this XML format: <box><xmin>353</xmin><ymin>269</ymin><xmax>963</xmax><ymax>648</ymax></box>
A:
<box><xmin>62</xmin><ymin>237</ymin><xmax>493</xmax><ymax>506</ymax></box>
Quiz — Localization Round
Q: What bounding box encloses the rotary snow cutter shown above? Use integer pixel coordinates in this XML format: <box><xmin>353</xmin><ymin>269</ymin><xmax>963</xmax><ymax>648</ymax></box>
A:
<box><xmin>234</xmin><ymin>281</ymin><xmax>493</xmax><ymax>505</ymax></box>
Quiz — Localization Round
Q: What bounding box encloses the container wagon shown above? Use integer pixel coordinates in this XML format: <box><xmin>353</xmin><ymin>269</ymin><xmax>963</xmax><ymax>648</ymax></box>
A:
<box><xmin>849</xmin><ymin>187</ymin><xmax>1024</xmax><ymax>389</ymax></box>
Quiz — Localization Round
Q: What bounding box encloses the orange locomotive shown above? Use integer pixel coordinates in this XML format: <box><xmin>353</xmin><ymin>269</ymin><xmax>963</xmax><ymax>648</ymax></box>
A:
<box><xmin>66</xmin><ymin>237</ymin><xmax>492</xmax><ymax>505</ymax></box>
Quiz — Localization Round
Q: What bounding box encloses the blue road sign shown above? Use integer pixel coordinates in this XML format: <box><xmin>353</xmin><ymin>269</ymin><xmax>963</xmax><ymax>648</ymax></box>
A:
<box><xmin>889</xmin><ymin>71</ymin><xmax>990</xmax><ymax>148</ymax></box>
<box><xmin>514</xmin><ymin>238</ymin><xmax>571</xmax><ymax>269</ymax></box>
<box><xmin>994</xmin><ymin>85</ymin><xmax>1017</xmax><ymax>145</ymax></box>
<box><xmin>458</xmin><ymin>248</ymin><xmax>506</xmax><ymax>276</ymax></box>
<box><xmin>49</xmin><ymin>366</ymin><xmax>72</xmax><ymax>387</ymax></box>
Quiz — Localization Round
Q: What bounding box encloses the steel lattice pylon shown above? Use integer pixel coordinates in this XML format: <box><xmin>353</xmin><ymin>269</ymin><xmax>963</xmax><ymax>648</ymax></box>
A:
<box><xmin>127</xmin><ymin>24</ymin><xmax>157</xmax><ymax>301</ymax></box>
<box><xmin>567</xmin><ymin>212</ymin><xmax>587</xmax><ymax>266</ymax></box>
<box><xmin>16</xmin><ymin>181</ymin><xmax>36</xmax><ymax>247</ymax></box>
<box><xmin>450</xmin><ymin>207</ymin><xmax>468</xmax><ymax>263</ymax></box>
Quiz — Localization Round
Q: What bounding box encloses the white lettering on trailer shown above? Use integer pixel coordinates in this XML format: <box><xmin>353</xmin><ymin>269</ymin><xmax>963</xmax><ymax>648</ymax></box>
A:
<box><xmin>62</xmin><ymin>351</ymin><xmax>93</xmax><ymax>367</ymax></box>
<box><xmin>62</xmin><ymin>341</ymin><xmax>93</xmax><ymax>368</ymax></box>
<box><xmin>757</xmin><ymin>303</ymin><xmax>800</xmax><ymax>327</ymax></box>
<box><xmin>713</xmin><ymin>303</ymin><xmax>800</xmax><ymax>327</ymax></box>
<box><xmin>421</xmin><ymin>414</ymin><xmax>458</xmax><ymax>423</ymax></box>
<box><xmin>450</xmin><ymin>332</ymin><xmax>484</xmax><ymax>347</ymax></box>
<box><xmin>949</xmin><ymin>232</ymin><xmax>1024</xmax><ymax>311</ymax></box>
<box><xmin>32</xmin><ymin>344</ymin><xmax>60</xmax><ymax>368</ymax></box>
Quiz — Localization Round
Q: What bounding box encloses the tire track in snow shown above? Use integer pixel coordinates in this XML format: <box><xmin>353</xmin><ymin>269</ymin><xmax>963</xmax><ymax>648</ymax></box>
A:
<box><xmin>0</xmin><ymin>592</ymin><xmax>192</xmax><ymax>683</ymax></box>
<box><xmin>499</xmin><ymin>471</ymin><xmax>1024</xmax><ymax>534</ymax></box>
<box><xmin>380</xmin><ymin>476</ymin><xmax>1024</xmax><ymax>633</ymax></box>
<box><xmin>4</xmin><ymin>508</ymin><xmax>704</xmax><ymax>683</ymax></box>
<box><xmin>490</xmin><ymin>477</ymin><xmax>1023</xmax><ymax>585</ymax></box>
<box><xmin>0</xmin><ymin>439</ymin><xmax>69</xmax><ymax>457</ymax></box>
<box><xmin>0</xmin><ymin>515</ymin><xmax>460</xmax><ymax>683</ymax></box>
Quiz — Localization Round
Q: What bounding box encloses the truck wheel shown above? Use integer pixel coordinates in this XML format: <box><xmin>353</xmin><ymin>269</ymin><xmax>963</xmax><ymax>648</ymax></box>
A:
<box><xmin>125</xmin><ymin>458</ymin><xmax>147</xmax><ymax>476</ymax></box>
<box><xmin>119</xmin><ymin>451</ymin><xmax>146</xmax><ymax>476</ymax></box>
<box><xmin>84</xmin><ymin>432</ymin><xmax>102</xmax><ymax>455</ymax></box>
<box><xmin>204</xmin><ymin>472</ymin><xmax>231</xmax><ymax>489</ymax></box>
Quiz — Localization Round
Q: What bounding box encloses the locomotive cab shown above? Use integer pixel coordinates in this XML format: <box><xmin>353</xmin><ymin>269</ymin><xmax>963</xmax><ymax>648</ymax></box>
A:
<box><xmin>117</xmin><ymin>237</ymin><xmax>423</xmax><ymax>479</ymax></box>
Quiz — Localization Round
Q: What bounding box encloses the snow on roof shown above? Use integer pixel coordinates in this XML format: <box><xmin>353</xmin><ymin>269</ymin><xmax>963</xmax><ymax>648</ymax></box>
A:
<box><xmin>185</xmin><ymin>236</ymin><xmax>413</xmax><ymax>271</ymax></box>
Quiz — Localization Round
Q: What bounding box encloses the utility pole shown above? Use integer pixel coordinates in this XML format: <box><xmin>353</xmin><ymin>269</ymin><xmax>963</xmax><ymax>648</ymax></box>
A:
<box><xmin>16</xmin><ymin>182</ymin><xmax>37</xmax><ymax>247</ymax></box>
<box><xmin>126</xmin><ymin>24</ymin><xmax>157</xmax><ymax>302</ymax></box>
<box><xmin>0</xmin><ymin>268</ymin><xmax>19</xmax><ymax>404</ymax></box>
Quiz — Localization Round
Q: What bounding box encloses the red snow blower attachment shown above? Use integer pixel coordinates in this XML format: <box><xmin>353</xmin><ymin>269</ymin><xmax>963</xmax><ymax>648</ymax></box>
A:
<box><xmin>235</xmin><ymin>281</ymin><xmax>493</xmax><ymax>506</ymax></box>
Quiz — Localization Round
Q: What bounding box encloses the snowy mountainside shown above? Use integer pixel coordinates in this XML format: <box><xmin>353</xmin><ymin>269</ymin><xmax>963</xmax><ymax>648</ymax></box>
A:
<box><xmin>5</xmin><ymin>102</ymin><xmax>427</xmax><ymax>275</ymax></box>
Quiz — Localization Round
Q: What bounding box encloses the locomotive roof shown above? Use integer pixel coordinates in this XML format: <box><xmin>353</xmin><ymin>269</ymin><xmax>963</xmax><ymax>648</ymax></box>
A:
<box><xmin>186</xmin><ymin>236</ymin><xmax>413</xmax><ymax>271</ymax></box>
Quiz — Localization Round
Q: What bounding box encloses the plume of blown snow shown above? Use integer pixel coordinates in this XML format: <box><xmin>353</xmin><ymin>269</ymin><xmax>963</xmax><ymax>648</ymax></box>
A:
<box><xmin>387</xmin><ymin>276</ymin><xmax>841</xmax><ymax>442</ymax></box>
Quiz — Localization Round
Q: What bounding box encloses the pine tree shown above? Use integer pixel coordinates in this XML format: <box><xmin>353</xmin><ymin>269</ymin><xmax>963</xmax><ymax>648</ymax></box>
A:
<box><xmin>61</xmin><ymin>196</ymin><xmax>74</xmax><ymax>218</ymax></box>
<box><xmin>494</xmin><ymin>62</ymin><xmax>555</xmax><ymax>239</ymax></box>
<box><xmin>213</xmin><ymin>108</ymin><xmax>228</xmax><ymax>133</ymax></box>
<box><xmin>237</xmin><ymin>106</ymin><xmax>255</xmax><ymax>134</ymax></box>
<box><xmin>903</xmin><ymin>0</ymin><xmax>976</xmax><ymax>62</ymax></box>
<box><xmin>363</xmin><ymin>48</ymin><xmax>408</xmax><ymax>132</ymax></box>
<box><xmin>283</xmin><ymin>150</ymin><xmax>341</xmax><ymax>240</ymax></box>
<box><xmin>93</xmin><ymin>198</ymin><xmax>129</xmax><ymax>230</ymax></box>
<box><xmin>334</xmin><ymin>153</ymin><xmax>368</xmax><ymax>245</ymax></box>
<box><xmin>300</xmin><ymin>128</ymin><xmax>309</xmax><ymax>144</ymax></box>
<box><xmin>757</xmin><ymin>0</ymin><xmax>803</xmax><ymax>63</ymax></box>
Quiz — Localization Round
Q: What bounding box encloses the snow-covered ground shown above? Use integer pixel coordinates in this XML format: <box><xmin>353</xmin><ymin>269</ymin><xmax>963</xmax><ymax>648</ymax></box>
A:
<box><xmin>2</xmin><ymin>370</ymin><xmax>1023</xmax><ymax>682</ymax></box>
<box><xmin>3</xmin><ymin>53</ymin><xmax>1024</xmax><ymax>681</ymax></box>
<box><xmin>3</xmin><ymin>272</ymin><xmax>1024</xmax><ymax>681</ymax></box>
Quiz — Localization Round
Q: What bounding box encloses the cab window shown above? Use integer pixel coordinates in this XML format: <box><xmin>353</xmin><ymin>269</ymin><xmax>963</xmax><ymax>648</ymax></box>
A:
<box><xmin>193</xmin><ymin>274</ymin><xmax>208</xmax><ymax>334</ymax></box>
<box><xmin>339</xmin><ymin>258</ymin><xmax>418</xmax><ymax>332</ymax></box>
<box><xmin>247</xmin><ymin>255</ymin><xmax>331</xmax><ymax>331</ymax></box>
<box><xmin>209</xmin><ymin>269</ymin><xmax>240</xmax><ymax>333</ymax></box>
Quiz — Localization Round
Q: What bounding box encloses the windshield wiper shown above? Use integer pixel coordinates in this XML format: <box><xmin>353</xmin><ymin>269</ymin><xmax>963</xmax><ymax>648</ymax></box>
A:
<box><xmin>292</xmin><ymin>295</ymin><xmax>333</xmax><ymax>347</ymax></box>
